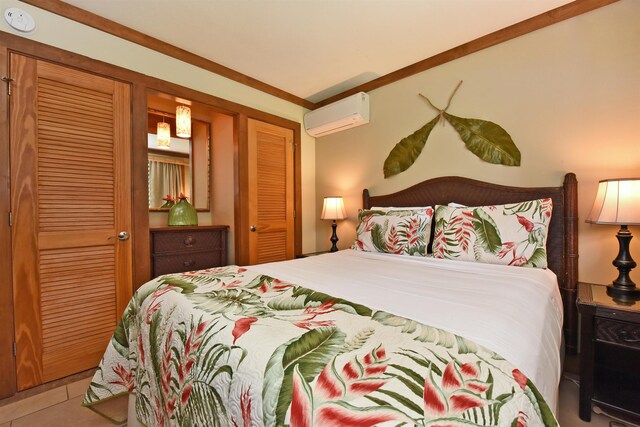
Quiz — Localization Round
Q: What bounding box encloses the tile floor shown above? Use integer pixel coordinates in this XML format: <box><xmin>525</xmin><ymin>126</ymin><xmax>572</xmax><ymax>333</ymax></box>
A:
<box><xmin>0</xmin><ymin>376</ymin><xmax>126</xmax><ymax>427</ymax></box>
<box><xmin>0</xmin><ymin>375</ymin><xmax>637</xmax><ymax>426</ymax></box>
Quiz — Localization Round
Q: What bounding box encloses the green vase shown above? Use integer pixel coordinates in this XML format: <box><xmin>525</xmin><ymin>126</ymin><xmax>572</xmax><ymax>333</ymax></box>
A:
<box><xmin>168</xmin><ymin>197</ymin><xmax>198</xmax><ymax>226</ymax></box>
<box><xmin>160</xmin><ymin>199</ymin><xmax>174</xmax><ymax>209</ymax></box>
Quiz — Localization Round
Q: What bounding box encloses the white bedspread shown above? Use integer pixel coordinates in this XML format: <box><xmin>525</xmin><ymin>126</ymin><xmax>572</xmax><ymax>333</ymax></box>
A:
<box><xmin>251</xmin><ymin>249</ymin><xmax>563</xmax><ymax>414</ymax></box>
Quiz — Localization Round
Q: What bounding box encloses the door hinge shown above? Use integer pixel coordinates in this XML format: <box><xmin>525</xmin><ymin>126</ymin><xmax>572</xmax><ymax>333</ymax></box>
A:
<box><xmin>2</xmin><ymin>77</ymin><xmax>14</xmax><ymax>96</ymax></box>
<box><xmin>13</xmin><ymin>342</ymin><xmax>17</xmax><ymax>357</ymax></box>
<box><xmin>8</xmin><ymin>211</ymin><xmax>12</xmax><ymax>227</ymax></box>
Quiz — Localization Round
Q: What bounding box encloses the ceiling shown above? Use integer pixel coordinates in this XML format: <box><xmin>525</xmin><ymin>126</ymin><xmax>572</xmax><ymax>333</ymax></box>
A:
<box><xmin>63</xmin><ymin>0</ymin><xmax>573</xmax><ymax>103</ymax></box>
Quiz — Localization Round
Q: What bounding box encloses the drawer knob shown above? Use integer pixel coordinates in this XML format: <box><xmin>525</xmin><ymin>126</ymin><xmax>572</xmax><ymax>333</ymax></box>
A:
<box><xmin>183</xmin><ymin>259</ymin><xmax>196</xmax><ymax>267</ymax></box>
<box><xmin>619</xmin><ymin>330</ymin><xmax>640</xmax><ymax>343</ymax></box>
<box><xmin>183</xmin><ymin>236</ymin><xmax>196</xmax><ymax>246</ymax></box>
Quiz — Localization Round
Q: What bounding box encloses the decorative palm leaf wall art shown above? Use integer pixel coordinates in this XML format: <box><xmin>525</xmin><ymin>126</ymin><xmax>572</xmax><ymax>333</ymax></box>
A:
<box><xmin>383</xmin><ymin>81</ymin><xmax>521</xmax><ymax>178</ymax></box>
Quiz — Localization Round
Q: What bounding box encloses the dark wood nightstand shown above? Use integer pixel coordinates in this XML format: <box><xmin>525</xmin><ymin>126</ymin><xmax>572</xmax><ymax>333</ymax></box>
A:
<box><xmin>577</xmin><ymin>282</ymin><xmax>640</xmax><ymax>422</ymax></box>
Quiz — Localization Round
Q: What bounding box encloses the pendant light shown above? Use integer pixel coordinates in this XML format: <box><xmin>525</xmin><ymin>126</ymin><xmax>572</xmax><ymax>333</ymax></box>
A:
<box><xmin>157</xmin><ymin>117</ymin><xmax>171</xmax><ymax>147</ymax></box>
<box><xmin>176</xmin><ymin>105</ymin><xmax>191</xmax><ymax>138</ymax></box>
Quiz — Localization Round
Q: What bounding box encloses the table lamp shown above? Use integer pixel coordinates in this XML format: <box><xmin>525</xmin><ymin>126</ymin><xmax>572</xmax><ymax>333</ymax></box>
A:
<box><xmin>586</xmin><ymin>178</ymin><xmax>640</xmax><ymax>299</ymax></box>
<box><xmin>321</xmin><ymin>196</ymin><xmax>346</xmax><ymax>252</ymax></box>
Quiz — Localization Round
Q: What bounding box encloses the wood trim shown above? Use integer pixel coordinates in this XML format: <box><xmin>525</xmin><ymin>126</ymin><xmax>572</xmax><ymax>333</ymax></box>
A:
<box><xmin>0</xmin><ymin>44</ymin><xmax>17</xmax><ymax>399</ymax></box>
<box><xmin>114</xmin><ymin>81</ymin><xmax>133</xmax><ymax>313</ymax></box>
<box><xmin>131</xmin><ymin>84</ymin><xmax>150</xmax><ymax>289</ymax></box>
<box><xmin>10</xmin><ymin>53</ymin><xmax>43</xmax><ymax>390</ymax></box>
<box><xmin>0</xmin><ymin>31</ymin><xmax>290</xmax><ymax>120</ymax></box>
<box><xmin>315</xmin><ymin>0</ymin><xmax>618</xmax><ymax>107</ymax></box>
<box><xmin>234</xmin><ymin>114</ymin><xmax>250</xmax><ymax>265</ymax></box>
<box><xmin>294</xmin><ymin>127</ymin><xmax>302</xmax><ymax>258</ymax></box>
<box><xmin>19</xmin><ymin>0</ymin><xmax>615</xmax><ymax>110</ymax></box>
<box><xmin>21</xmin><ymin>0</ymin><xmax>315</xmax><ymax>110</ymax></box>
<box><xmin>148</xmin><ymin>148</ymin><xmax>189</xmax><ymax>159</ymax></box>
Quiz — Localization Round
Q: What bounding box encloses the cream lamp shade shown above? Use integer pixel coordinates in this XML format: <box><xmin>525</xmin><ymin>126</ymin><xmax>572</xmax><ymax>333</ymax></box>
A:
<box><xmin>156</xmin><ymin>121</ymin><xmax>171</xmax><ymax>147</ymax></box>
<box><xmin>321</xmin><ymin>196</ymin><xmax>346</xmax><ymax>252</ymax></box>
<box><xmin>320</xmin><ymin>197</ymin><xmax>346</xmax><ymax>221</ymax></box>
<box><xmin>586</xmin><ymin>178</ymin><xmax>640</xmax><ymax>225</ymax></box>
<box><xmin>586</xmin><ymin>178</ymin><xmax>640</xmax><ymax>299</ymax></box>
<box><xmin>176</xmin><ymin>105</ymin><xmax>191</xmax><ymax>138</ymax></box>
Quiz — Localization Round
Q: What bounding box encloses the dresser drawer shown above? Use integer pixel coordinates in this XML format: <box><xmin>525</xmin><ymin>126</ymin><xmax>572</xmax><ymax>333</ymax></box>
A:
<box><xmin>152</xmin><ymin>251</ymin><xmax>226</xmax><ymax>276</ymax></box>
<box><xmin>595</xmin><ymin>318</ymin><xmax>640</xmax><ymax>349</ymax></box>
<box><xmin>150</xmin><ymin>226</ymin><xmax>228</xmax><ymax>277</ymax></box>
<box><xmin>152</xmin><ymin>229</ymin><xmax>223</xmax><ymax>254</ymax></box>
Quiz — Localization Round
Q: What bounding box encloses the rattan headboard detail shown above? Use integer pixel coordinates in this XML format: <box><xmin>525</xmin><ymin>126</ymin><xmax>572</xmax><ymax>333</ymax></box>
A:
<box><xmin>363</xmin><ymin>173</ymin><xmax>578</xmax><ymax>354</ymax></box>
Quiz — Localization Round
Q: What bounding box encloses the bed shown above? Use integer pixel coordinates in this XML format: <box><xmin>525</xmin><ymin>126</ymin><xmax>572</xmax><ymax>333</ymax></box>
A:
<box><xmin>84</xmin><ymin>173</ymin><xmax>578</xmax><ymax>427</ymax></box>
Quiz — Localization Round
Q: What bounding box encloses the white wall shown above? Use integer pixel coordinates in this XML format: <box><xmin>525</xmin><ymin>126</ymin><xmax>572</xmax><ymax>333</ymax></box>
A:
<box><xmin>315</xmin><ymin>0</ymin><xmax>640</xmax><ymax>285</ymax></box>
<box><xmin>0</xmin><ymin>0</ymin><xmax>317</xmax><ymax>254</ymax></box>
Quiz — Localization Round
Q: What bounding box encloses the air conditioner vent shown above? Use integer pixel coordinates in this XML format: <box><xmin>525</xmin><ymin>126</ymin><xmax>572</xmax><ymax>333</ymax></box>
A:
<box><xmin>304</xmin><ymin>92</ymin><xmax>369</xmax><ymax>137</ymax></box>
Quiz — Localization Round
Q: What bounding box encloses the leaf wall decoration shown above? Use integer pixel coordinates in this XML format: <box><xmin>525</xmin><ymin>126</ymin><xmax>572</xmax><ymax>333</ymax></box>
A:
<box><xmin>383</xmin><ymin>115</ymin><xmax>439</xmax><ymax>178</ymax></box>
<box><xmin>443</xmin><ymin>112</ymin><xmax>520</xmax><ymax>166</ymax></box>
<box><xmin>383</xmin><ymin>81</ymin><xmax>521</xmax><ymax>178</ymax></box>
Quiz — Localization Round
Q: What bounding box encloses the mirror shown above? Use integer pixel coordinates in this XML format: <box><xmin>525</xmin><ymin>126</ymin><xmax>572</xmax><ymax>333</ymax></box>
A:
<box><xmin>147</xmin><ymin>110</ymin><xmax>211</xmax><ymax>211</ymax></box>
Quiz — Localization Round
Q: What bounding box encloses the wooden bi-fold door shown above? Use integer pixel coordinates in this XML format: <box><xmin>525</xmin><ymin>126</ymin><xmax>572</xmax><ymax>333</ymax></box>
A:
<box><xmin>246</xmin><ymin>119</ymin><xmax>295</xmax><ymax>264</ymax></box>
<box><xmin>10</xmin><ymin>54</ymin><xmax>132</xmax><ymax>390</ymax></box>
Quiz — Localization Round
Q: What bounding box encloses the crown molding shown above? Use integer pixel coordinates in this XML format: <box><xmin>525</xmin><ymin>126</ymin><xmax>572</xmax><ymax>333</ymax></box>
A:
<box><xmin>315</xmin><ymin>0</ymin><xmax>618</xmax><ymax>108</ymax></box>
<box><xmin>21</xmin><ymin>0</ymin><xmax>617</xmax><ymax>110</ymax></box>
<box><xmin>20</xmin><ymin>0</ymin><xmax>316</xmax><ymax>109</ymax></box>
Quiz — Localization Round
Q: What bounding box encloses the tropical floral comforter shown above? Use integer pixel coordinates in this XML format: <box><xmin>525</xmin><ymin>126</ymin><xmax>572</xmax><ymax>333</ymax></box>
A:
<box><xmin>83</xmin><ymin>266</ymin><xmax>557</xmax><ymax>427</ymax></box>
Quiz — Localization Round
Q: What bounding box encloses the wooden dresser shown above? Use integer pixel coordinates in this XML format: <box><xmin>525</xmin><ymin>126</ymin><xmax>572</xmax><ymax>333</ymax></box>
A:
<box><xmin>150</xmin><ymin>225</ymin><xmax>229</xmax><ymax>277</ymax></box>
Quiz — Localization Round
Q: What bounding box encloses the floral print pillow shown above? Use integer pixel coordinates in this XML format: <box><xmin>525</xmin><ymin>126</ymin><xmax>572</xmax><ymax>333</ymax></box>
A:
<box><xmin>432</xmin><ymin>198</ymin><xmax>553</xmax><ymax>268</ymax></box>
<box><xmin>353</xmin><ymin>207</ymin><xmax>434</xmax><ymax>256</ymax></box>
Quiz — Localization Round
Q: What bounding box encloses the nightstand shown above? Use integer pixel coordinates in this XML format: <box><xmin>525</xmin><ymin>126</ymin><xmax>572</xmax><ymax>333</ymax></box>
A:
<box><xmin>577</xmin><ymin>282</ymin><xmax>640</xmax><ymax>422</ymax></box>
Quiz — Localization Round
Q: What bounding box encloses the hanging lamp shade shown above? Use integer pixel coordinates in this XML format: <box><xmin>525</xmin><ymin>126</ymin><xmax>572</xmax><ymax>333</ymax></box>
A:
<box><xmin>157</xmin><ymin>121</ymin><xmax>171</xmax><ymax>147</ymax></box>
<box><xmin>176</xmin><ymin>105</ymin><xmax>191</xmax><ymax>138</ymax></box>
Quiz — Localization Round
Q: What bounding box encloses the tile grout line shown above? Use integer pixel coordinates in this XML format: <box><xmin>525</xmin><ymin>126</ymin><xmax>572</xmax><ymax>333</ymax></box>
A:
<box><xmin>2</xmin><ymin>380</ymin><xmax>83</xmax><ymax>424</ymax></box>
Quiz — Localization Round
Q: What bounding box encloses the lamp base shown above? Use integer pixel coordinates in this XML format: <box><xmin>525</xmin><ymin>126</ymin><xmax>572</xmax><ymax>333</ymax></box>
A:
<box><xmin>329</xmin><ymin>220</ymin><xmax>339</xmax><ymax>252</ymax></box>
<box><xmin>607</xmin><ymin>284</ymin><xmax>640</xmax><ymax>300</ymax></box>
<box><xmin>608</xmin><ymin>225</ymin><xmax>640</xmax><ymax>300</ymax></box>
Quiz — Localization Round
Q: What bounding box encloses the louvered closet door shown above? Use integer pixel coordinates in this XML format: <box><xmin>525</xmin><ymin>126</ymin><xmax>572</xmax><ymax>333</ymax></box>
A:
<box><xmin>247</xmin><ymin>119</ymin><xmax>294</xmax><ymax>264</ymax></box>
<box><xmin>10</xmin><ymin>54</ymin><xmax>132</xmax><ymax>390</ymax></box>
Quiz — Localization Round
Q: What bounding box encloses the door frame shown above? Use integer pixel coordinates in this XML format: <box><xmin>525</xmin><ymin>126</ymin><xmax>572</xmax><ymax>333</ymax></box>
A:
<box><xmin>0</xmin><ymin>31</ymin><xmax>302</xmax><ymax>399</ymax></box>
<box><xmin>0</xmin><ymin>37</ymin><xmax>16</xmax><ymax>400</ymax></box>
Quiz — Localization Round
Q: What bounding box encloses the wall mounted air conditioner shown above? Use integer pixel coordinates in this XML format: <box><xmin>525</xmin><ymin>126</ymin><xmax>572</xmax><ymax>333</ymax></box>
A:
<box><xmin>304</xmin><ymin>92</ymin><xmax>370</xmax><ymax>137</ymax></box>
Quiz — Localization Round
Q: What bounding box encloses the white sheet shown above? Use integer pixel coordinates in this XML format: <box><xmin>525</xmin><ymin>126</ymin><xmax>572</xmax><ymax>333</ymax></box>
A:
<box><xmin>250</xmin><ymin>249</ymin><xmax>563</xmax><ymax>414</ymax></box>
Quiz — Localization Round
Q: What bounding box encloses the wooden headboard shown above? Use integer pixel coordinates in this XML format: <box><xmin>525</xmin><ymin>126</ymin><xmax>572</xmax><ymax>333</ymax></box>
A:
<box><xmin>363</xmin><ymin>173</ymin><xmax>579</xmax><ymax>354</ymax></box>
